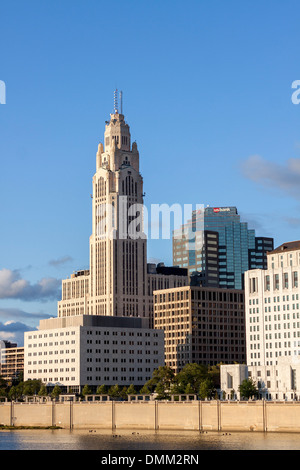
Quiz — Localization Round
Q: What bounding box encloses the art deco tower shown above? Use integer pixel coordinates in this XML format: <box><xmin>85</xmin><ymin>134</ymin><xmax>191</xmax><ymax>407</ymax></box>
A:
<box><xmin>90</xmin><ymin>97</ymin><xmax>147</xmax><ymax>317</ymax></box>
<box><xmin>58</xmin><ymin>92</ymin><xmax>148</xmax><ymax>319</ymax></box>
<box><xmin>57</xmin><ymin>91</ymin><xmax>188</xmax><ymax>323</ymax></box>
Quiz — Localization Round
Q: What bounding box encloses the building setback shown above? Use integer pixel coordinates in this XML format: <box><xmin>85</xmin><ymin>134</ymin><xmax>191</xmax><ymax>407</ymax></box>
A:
<box><xmin>153</xmin><ymin>285</ymin><xmax>245</xmax><ymax>372</ymax></box>
<box><xmin>24</xmin><ymin>315</ymin><xmax>164</xmax><ymax>393</ymax></box>
<box><xmin>57</xmin><ymin>102</ymin><xmax>188</xmax><ymax>325</ymax></box>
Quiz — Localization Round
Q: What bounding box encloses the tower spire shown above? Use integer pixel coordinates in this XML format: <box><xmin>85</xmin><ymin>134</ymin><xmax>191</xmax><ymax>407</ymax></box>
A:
<box><xmin>114</xmin><ymin>89</ymin><xmax>119</xmax><ymax>113</ymax></box>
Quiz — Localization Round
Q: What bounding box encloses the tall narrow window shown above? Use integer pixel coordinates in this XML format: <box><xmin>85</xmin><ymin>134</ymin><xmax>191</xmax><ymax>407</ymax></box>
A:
<box><xmin>293</xmin><ymin>271</ymin><xmax>298</xmax><ymax>288</ymax></box>
<box><xmin>274</xmin><ymin>274</ymin><xmax>279</xmax><ymax>291</ymax></box>
<box><xmin>264</xmin><ymin>275</ymin><xmax>270</xmax><ymax>291</ymax></box>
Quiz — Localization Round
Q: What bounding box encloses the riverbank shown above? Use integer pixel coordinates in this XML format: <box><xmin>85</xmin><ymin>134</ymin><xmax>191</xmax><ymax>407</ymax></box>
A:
<box><xmin>2</xmin><ymin>400</ymin><xmax>300</xmax><ymax>433</ymax></box>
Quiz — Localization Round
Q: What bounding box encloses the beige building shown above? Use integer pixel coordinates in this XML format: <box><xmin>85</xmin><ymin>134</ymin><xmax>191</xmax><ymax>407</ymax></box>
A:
<box><xmin>153</xmin><ymin>285</ymin><xmax>245</xmax><ymax>372</ymax></box>
<box><xmin>245</xmin><ymin>240</ymin><xmax>300</xmax><ymax>367</ymax></box>
<box><xmin>221</xmin><ymin>356</ymin><xmax>300</xmax><ymax>401</ymax></box>
<box><xmin>57</xmin><ymin>101</ymin><xmax>188</xmax><ymax>325</ymax></box>
<box><xmin>0</xmin><ymin>341</ymin><xmax>24</xmax><ymax>384</ymax></box>
<box><xmin>220</xmin><ymin>240</ymin><xmax>300</xmax><ymax>401</ymax></box>
<box><xmin>24</xmin><ymin>315</ymin><xmax>164</xmax><ymax>393</ymax></box>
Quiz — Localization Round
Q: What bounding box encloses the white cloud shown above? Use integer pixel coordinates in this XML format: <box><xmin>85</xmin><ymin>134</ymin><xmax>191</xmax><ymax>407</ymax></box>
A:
<box><xmin>0</xmin><ymin>268</ymin><xmax>61</xmax><ymax>302</ymax></box>
<box><xmin>0</xmin><ymin>321</ymin><xmax>37</xmax><ymax>347</ymax></box>
<box><xmin>241</xmin><ymin>155</ymin><xmax>300</xmax><ymax>200</ymax></box>
<box><xmin>48</xmin><ymin>255</ymin><xmax>73</xmax><ymax>267</ymax></box>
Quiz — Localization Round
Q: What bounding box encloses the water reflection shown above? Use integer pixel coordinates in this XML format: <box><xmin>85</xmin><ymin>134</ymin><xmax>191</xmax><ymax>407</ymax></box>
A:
<box><xmin>1</xmin><ymin>429</ymin><xmax>300</xmax><ymax>450</ymax></box>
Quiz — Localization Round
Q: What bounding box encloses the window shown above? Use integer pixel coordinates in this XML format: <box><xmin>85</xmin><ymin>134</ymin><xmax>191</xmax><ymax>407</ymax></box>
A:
<box><xmin>293</xmin><ymin>272</ymin><xmax>298</xmax><ymax>288</ymax></box>
<box><xmin>264</xmin><ymin>275</ymin><xmax>270</xmax><ymax>291</ymax></box>
<box><xmin>274</xmin><ymin>274</ymin><xmax>279</xmax><ymax>290</ymax></box>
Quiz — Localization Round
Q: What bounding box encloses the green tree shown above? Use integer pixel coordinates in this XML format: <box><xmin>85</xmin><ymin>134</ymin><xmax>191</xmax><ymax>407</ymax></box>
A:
<box><xmin>108</xmin><ymin>384</ymin><xmax>121</xmax><ymax>399</ymax></box>
<box><xmin>96</xmin><ymin>385</ymin><xmax>107</xmax><ymax>395</ymax></box>
<box><xmin>207</xmin><ymin>364</ymin><xmax>221</xmax><ymax>390</ymax></box>
<box><xmin>0</xmin><ymin>375</ymin><xmax>8</xmax><ymax>390</ymax></box>
<box><xmin>175</xmin><ymin>363</ymin><xmax>208</xmax><ymax>394</ymax></box>
<box><xmin>120</xmin><ymin>386</ymin><xmax>128</xmax><ymax>400</ymax></box>
<box><xmin>82</xmin><ymin>384</ymin><xmax>92</xmax><ymax>396</ymax></box>
<box><xmin>198</xmin><ymin>377</ymin><xmax>215</xmax><ymax>400</ymax></box>
<box><xmin>184</xmin><ymin>383</ymin><xmax>194</xmax><ymax>394</ymax></box>
<box><xmin>8</xmin><ymin>382</ymin><xmax>23</xmax><ymax>400</ymax></box>
<box><xmin>8</xmin><ymin>386</ymin><xmax>18</xmax><ymax>401</ymax></box>
<box><xmin>15</xmin><ymin>382</ymin><xmax>24</xmax><ymax>399</ymax></box>
<box><xmin>23</xmin><ymin>379</ymin><xmax>42</xmax><ymax>396</ymax></box>
<box><xmin>38</xmin><ymin>385</ymin><xmax>48</xmax><ymax>397</ymax></box>
<box><xmin>238</xmin><ymin>378</ymin><xmax>258</xmax><ymax>400</ymax></box>
<box><xmin>155</xmin><ymin>382</ymin><xmax>170</xmax><ymax>400</ymax></box>
<box><xmin>145</xmin><ymin>366</ymin><xmax>175</xmax><ymax>393</ymax></box>
<box><xmin>127</xmin><ymin>384</ymin><xmax>137</xmax><ymax>395</ymax></box>
<box><xmin>139</xmin><ymin>384</ymin><xmax>150</xmax><ymax>395</ymax></box>
<box><xmin>51</xmin><ymin>385</ymin><xmax>62</xmax><ymax>398</ymax></box>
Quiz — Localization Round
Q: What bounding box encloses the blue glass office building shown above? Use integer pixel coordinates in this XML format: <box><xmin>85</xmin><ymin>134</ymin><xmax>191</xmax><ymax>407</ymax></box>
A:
<box><xmin>173</xmin><ymin>206</ymin><xmax>273</xmax><ymax>290</ymax></box>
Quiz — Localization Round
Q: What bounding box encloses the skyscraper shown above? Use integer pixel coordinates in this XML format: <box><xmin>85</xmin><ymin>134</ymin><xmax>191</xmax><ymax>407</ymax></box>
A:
<box><xmin>173</xmin><ymin>206</ymin><xmax>273</xmax><ymax>290</ymax></box>
<box><xmin>57</xmin><ymin>93</ymin><xmax>188</xmax><ymax>324</ymax></box>
<box><xmin>23</xmin><ymin>94</ymin><xmax>189</xmax><ymax>391</ymax></box>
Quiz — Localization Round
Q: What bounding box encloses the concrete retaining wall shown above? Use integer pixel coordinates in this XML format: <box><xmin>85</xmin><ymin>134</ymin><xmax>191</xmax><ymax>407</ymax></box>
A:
<box><xmin>2</xmin><ymin>400</ymin><xmax>300</xmax><ymax>433</ymax></box>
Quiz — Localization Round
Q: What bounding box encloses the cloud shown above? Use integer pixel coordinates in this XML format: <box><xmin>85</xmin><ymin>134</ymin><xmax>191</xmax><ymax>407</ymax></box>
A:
<box><xmin>48</xmin><ymin>256</ymin><xmax>73</xmax><ymax>267</ymax></box>
<box><xmin>283</xmin><ymin>216</ymin><xmax>300</xmax><ymax>228</ymax></box>
<box><xmin>0</xmin><ymin>309</ymin><xmax>53</xmax><ymax>346</ymax></box>
<box><xmin>240</xmin><ymin>155</ymin><xmax>300</xmax><ymax>200</ymax></box>
<box><xmin>0</xmin><ymin>321</ymin><xmax>36</xmax><ymax>347</ymax></box>
<box><xmin>0</xmin><ymin>307</ymin><xmax>52</xmax><ymax>322</ymax></box>
<box><xmin>0</xmin><ymin>268</ymin><xmax>61</xmax><ymax>302</ymax></box>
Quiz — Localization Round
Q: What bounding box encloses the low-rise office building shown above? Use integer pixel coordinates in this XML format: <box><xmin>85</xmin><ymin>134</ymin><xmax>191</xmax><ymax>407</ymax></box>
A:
<box><xmin>24</xmin><ymin>315</ymin><xmax>164</xmax><ymax>393</ymax></box>
<box><xmin>0</xmin><ymin>341</ymin><xmax>24</xmax><ymax>384</ymax></box>
<box><xmin>153</xmin><ymin>285</ymin><xmax>245</xmax><ymax>372</ymax></box>
<box><xmin>221</xmin><ymin>356</ymin><xmax>300</xmax><ymax>401</ymax></box>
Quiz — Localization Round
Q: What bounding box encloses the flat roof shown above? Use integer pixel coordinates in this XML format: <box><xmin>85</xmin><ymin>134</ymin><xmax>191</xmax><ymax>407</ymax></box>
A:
<box><xmin>37</xmin><ymin>315</ymin><xmax>152</xmax><ymax>331</ymax></box>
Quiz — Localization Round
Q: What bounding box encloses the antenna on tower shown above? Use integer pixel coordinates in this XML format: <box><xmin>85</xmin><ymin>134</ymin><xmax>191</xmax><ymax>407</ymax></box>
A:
<box><xmin>114</xmin><ymin>89</ymin><xmax>118</xmax><ymax>113</ymax></box>
<box><xmin>120</xmin><ymin>90</ymin><xmax>123</xmax><ymax>114</ymax></box>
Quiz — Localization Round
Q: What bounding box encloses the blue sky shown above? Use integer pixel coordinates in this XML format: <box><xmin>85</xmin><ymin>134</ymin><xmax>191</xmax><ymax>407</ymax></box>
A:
<box><xmin>1</xmin><ymin>0</ymin><xmax>300</xmax><ymax>345</ymax></box>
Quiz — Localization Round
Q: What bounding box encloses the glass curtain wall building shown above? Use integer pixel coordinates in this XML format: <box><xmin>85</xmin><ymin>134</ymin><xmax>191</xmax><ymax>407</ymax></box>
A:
<box><xmin>173</xmin><ymin>206</ymin><xmax>274</xmax><ymax>290</ymax></box>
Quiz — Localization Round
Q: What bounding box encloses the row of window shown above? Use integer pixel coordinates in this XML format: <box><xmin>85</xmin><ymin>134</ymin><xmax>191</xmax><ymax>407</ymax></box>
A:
<box><xmin>27</xmin><ymin>376</ymin><xmax>76</xmax><ymax>382</ymax></box>
<box><xmin>27</xmin><ymin>341</ymin><xmax>75</xmax><ymax>348</ymax></box>
<box><xmin>250</xmin><ymin>272</ymin><xmax>299</xmax><ymax>294</ymax></box>
<box><xmin>85</xmin><ymin>330</ymin><xmax>158</xmax><ymax>337</ymax></box>
<box><xmin>27</xmin><ymin>331</ymin><xmax>76</xmax><ymax>340</ymax></box>
<box><xmin>27</xmin><ymin>350</ymin><xmax>76</xmax><ymax>355</ymax></box>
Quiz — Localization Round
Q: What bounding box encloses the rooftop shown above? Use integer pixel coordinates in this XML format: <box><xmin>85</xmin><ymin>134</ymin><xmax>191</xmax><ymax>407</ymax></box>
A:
<box><xmin>269</xmin><ymin>240</ymin><xmax>300</xmax><ymax>254</ymax></box>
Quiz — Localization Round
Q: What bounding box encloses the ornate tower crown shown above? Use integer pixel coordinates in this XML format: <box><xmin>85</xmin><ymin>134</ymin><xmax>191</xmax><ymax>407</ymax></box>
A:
<box><xmin>104</xmin><ymin>89</ymin><xmax>131</xmax><ymax>153</ymax></box>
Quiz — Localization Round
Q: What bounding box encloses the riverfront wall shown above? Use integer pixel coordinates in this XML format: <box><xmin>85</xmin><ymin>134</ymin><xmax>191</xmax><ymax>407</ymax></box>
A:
<box><xmin>1</xmin><ymin>400</ymin><xmax>300</xmax><ymax>433</ymax></box>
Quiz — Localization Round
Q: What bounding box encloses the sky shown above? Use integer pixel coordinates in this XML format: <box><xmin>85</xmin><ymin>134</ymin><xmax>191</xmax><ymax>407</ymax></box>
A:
<box><xmin>1</xmin><ymin>0</ymin><xmax>300</xmax><ymax>345</ymax></box>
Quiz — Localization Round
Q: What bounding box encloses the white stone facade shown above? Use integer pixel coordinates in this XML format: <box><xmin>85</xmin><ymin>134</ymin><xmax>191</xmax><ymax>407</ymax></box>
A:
<box><xmin>221</xmin><ymin>356</ymin><xmax>300</xmax><ymax>401</ymax></box>
<box><xmin>24</xmin><ymin>315</ymin><xmax>164</xmax><ymax>393</ymax></box>
<box><xmin>57</xmin><ymin>108</ymin><xmax>188</xmax><ymax>324</ymax></box>
<box><xmin>245</xmin><ymin>241</ymin><xmax>300</xmax><ymax>367</ymax></box>
<box><xmin>221</xmin><ymin>241</ymin><xmax>300</xmax><ymax>401</ymax></box>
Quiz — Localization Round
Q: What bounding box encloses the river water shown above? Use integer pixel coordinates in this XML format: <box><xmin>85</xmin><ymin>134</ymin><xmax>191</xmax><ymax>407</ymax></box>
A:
<box><xmin>0</xmin><ymin>429</ymin><xmax>300</xmax><ymax>451</ymax></box>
